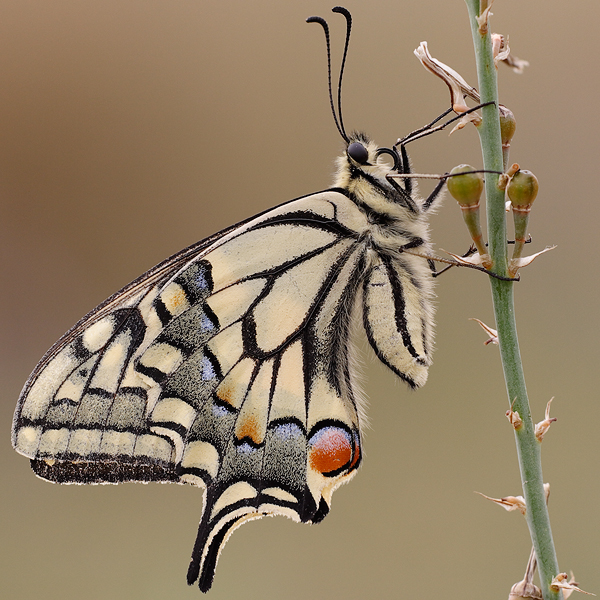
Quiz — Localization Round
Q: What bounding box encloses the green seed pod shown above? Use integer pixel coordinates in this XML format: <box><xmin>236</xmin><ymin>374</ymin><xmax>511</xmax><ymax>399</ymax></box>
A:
<box><xmin>499</xmin><ymin>105</ymin><xmax>517</xmax><ymax>147</ymax></box>
<box><xmin>507</xmin><ymin>170</ymin><xmax>539</xmax><ymax>207</ymax></box>
<box><xmin>447</xmin><ymin>165</ymin><xmax>487</xmax><ymax>258</ymax></box>
<box><xmin>447</xmin><ymin>165</ymin><xmax>484</xmax><ymax>207</ymax></box>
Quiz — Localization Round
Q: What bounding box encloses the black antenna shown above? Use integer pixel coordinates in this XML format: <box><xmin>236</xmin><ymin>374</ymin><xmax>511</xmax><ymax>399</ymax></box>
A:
<box><xmin>307</xmin><ymin>8</ymin><xmax>351</xmax><ymax>143</ymax></box>
<box><xmin>331</xmin><ymin>7</ymin><xmax>352</xmax><ymax>142</ymax></box>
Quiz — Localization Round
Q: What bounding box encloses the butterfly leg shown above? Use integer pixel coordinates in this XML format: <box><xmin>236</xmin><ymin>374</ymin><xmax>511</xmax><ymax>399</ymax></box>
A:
<box><xmin>384</xmin><ymin>142</ymin><xmax>422</xmax><ymax>213</ymax></box>
<box><xmin>399</xmin><ymin>107</ymin><xmax>454</xmax><ymax>144</ymax></box>
<box><xmin>429</xmin><ymin>245</ymin><xmax>477</xmax><ymax>278</ymax></box>
<box><xmin>399</xmin><ymin>137</ymin><xmax>447</xmax><ymax>213</ymax></box>
<box><xmin>385</xmin><ymin>142</ymin><xmax>447</xmax><ymax>214</ymax></box>
<box><xmin>431</xmin><ymin>237</ymin><xmax>532</xmax><ymax>277</ymax></box>
<box><xmin>421</xmin><ymin>176</ymin><xmax>447</xmax><ymax>212</ymax></box>
<box><xmin>397</xmin><ymin>102</ymin><xmax>495</xmax><ymax>147</ymax></box>
<box><xmin>397</xmin><ymin>237</ymin><xmax>475</xmax><ymax>279</ymax></box>
<box><xmin>396</xmin><ymin>141</ymin><xmax>412</xmax><ymax>197</ymax></box>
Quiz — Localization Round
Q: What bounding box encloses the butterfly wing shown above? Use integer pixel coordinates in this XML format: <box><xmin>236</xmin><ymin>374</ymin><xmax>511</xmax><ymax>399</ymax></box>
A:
<box><xmin>362</xmin><ymin>250</ymin><xmax>435</xmax><ymax>389</ymax></box>
<box><xmin>12</xmin><ymin>189</ymin><xmax>372</xmax><ymax>591</ymax></box>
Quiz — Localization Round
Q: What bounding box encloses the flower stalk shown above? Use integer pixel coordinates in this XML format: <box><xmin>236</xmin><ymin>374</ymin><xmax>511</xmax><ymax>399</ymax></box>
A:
<box><xmin>464</xmin><ymin>1</ymin><xmax>563</xmax><ymax>598</ymax></box>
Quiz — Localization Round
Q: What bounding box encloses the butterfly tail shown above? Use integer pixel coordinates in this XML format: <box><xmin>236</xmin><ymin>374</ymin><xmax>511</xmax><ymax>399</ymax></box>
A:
<box><xmin>186</xmin><ymin>512</ymin><xmax>234</xmax><ymax>592</ymax></box>
<box><xmin>187</xmin><ymin>516</ymin><xmax>220</xmax><ymax>592</ymax></box>
<box><xmin>186</xmin><ymin>487</ymin><xmax>263</xmax><ymax>592</ymax></box>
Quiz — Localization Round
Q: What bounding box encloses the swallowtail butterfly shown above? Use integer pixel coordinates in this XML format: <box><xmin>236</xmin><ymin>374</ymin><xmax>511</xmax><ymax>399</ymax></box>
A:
<box><xmin>13</xmin><ymin>6</ymin><xmax>446</xmax><ymax>592</ymax></box>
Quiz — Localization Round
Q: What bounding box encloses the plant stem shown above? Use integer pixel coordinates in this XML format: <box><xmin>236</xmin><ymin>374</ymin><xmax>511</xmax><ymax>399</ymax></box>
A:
<box><xmin>463</xmin><ymin>2</ymin><xmax>562</xmax><ymax>598</ymax></box>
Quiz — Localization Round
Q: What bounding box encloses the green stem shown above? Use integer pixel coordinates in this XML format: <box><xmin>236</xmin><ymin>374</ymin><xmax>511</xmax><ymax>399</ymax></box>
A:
<box><xmin>463</xmin><ymin>2</ymin><xmax>562</xmax><ymax>598</ymax></box>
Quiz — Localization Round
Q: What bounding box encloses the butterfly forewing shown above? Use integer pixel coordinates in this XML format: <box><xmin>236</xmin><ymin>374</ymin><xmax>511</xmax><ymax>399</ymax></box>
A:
<box><xmin>13</xmin><ymin>190</ymin><xmax>375</xmax><ymax>587</ymax></box>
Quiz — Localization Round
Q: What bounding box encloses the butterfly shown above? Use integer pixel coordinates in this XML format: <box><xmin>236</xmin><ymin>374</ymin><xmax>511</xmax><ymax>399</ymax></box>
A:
<box><xmin>12</xmin><ymin>6</ymin><xmax>447</xmax><ymax>593</ymax></box>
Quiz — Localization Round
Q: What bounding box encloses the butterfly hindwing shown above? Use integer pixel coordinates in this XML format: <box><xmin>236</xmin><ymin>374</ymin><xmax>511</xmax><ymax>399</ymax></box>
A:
<box><xmin>362</xmin><ymin>251</ymin><xmax>434</xmax><ymax>389</ymax></box>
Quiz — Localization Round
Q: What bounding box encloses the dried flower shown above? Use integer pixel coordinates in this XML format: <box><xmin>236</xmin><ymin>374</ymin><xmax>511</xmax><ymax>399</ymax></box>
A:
<box><xmin>551</xmin><ymin>572</ymin><xmax>595</xmax><ymax>596</ymax></box>
<box><xmin>470</xmin><ymin>318</ymin><xmax>499</xmax><ymax>346</ymax></box>
<box><xmin>501</xmin><ymin>51</ymin><xmax>530</xmax><ymax>74</ymax></box>
<box><xmin>492</xmin><ymin>33</ymin><xmax>511</xmax><ymax>66</ymax></box>
<box><xmin>535</xmin><ymin>398</ymin><xmax>557</xmax><ymax>442</ymax></box>
<box><xmin>509</xmin><ymin>548</ymin><xmax>542</xmax><ymax>600</ymax></box>
<box><xmin>477</xmin><ymin>0</ymin><xmax>494</xmax><ymax>34</ymax></box>
<box><xmin>414</xmin><ymin>42</ymin><xmax>479</xmax><ymax>114</ymax></box>
<box><xmin>476</xmin><ymin>491</ymin><xmax>527</xmax><ymax>515</ymax></box>
<box><xmin>506</xmin><ymin>398</ymin><xmax>523</xmax><ymax>430</ymax></box>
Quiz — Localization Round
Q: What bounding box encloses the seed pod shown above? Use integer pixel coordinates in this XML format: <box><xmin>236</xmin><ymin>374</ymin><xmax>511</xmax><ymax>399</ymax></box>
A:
<box><xmin>499</xmin><ymin>106</ymin><xmax>517</xmax><ymax>171</ymax></box>
<box><xmin>508</xmin><ymin>169</ymin><xmax>539</xmax><ymax>275</ymax></box>
<box><xmin>447</xmin><ymin>165</ymin><xmax>487</xmax><ymax>258</ymax></box>
<box><xmin>499</xmin><ymin>106</ymin><xmax>517</xmax><ymax>147</ymax></box>
<box><xmin>507</xmin><ymin>169</ymin><xmax>539</xmax><ymax>209</ymax></box>
<box><xmin>447</xmin><ymin>164</ymin><xmax>484</xmax><ymax>207</ymax></box>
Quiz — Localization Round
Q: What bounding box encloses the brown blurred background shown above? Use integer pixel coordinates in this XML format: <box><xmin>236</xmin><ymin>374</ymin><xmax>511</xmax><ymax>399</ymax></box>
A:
<box><xmin>1</xmin><ymin>1</ymin><xmax>598</xmax><ymax>598</ymax></box>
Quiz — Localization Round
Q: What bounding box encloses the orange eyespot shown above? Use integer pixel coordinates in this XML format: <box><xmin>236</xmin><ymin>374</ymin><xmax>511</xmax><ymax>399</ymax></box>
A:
<box><xmin>308</xmin><ymin>426</ymin><xmax>353</xmax><ymax>475</ymax></box>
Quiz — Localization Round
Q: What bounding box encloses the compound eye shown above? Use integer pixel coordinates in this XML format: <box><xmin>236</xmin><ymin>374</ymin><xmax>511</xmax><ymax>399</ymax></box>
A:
<box><xmin>347</xmin><ymin>142</ymin><xmax>369</xmax><ymax>165</ymax></box>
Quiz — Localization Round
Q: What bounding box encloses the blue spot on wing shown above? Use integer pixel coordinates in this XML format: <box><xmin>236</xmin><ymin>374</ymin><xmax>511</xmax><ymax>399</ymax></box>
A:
<box><xmin>200</xmin><ymin>314</ymin><xmax>215</xmax><ymax>332</ymax></box>
<box><xmin>308</xmin><ymin>425</ymin><xmax>352</xmax><ymax>448</ymax></box>
<box><xmin>212</xmin><ymin>404</ymin><xmax>230</xmax><ymax>417</ymax></box>
<box><xmin>196</xmin><ymin>270</ymin><xmax>209</xmax><ymax>291</ymax></box>
<box><xmin>237</xmin><ymin>442</ymin><xmax>254</xmax><ymax>454</ymax></box>
<box><xmin>273</xmin><ymin>422</ymin><xmax>303</xmax><ymax>440</ymax></box>
<box><xmin>201</xmin><ymin>355</ymin><xmax>216</xmax><ymax>381</ymax></box>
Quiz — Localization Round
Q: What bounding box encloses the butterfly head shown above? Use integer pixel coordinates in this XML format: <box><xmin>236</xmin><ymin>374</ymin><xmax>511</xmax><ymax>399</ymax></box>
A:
<box><xmin>308</xmin><ymin>9</ymin><xmax>420</xmax><ymax>218</ymax></box>
<box><xmin>336</xmin><ymin>131</ymin><xmax>395</xmax><ymax>176</ymax></box>
<box><xmin>334</xmin><ymin>133</ymin><xmax>410</xmax><ymax>210</ymax></box>
<box><xmin>346</xmin><ymin>136</ymin><xmax>400</xmax><ymax>172</ymax></box>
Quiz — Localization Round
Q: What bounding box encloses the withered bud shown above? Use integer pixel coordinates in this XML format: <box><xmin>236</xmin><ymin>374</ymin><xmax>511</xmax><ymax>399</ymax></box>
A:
<box><xmin>506</xmin><ymin>408</ymin><xmax>523</xmax><ymax>430</ymax></box>
<box><xmin>506</xmin><ymin>398</ymin><xmax>523</xmax><ymax>429</ymax></box>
